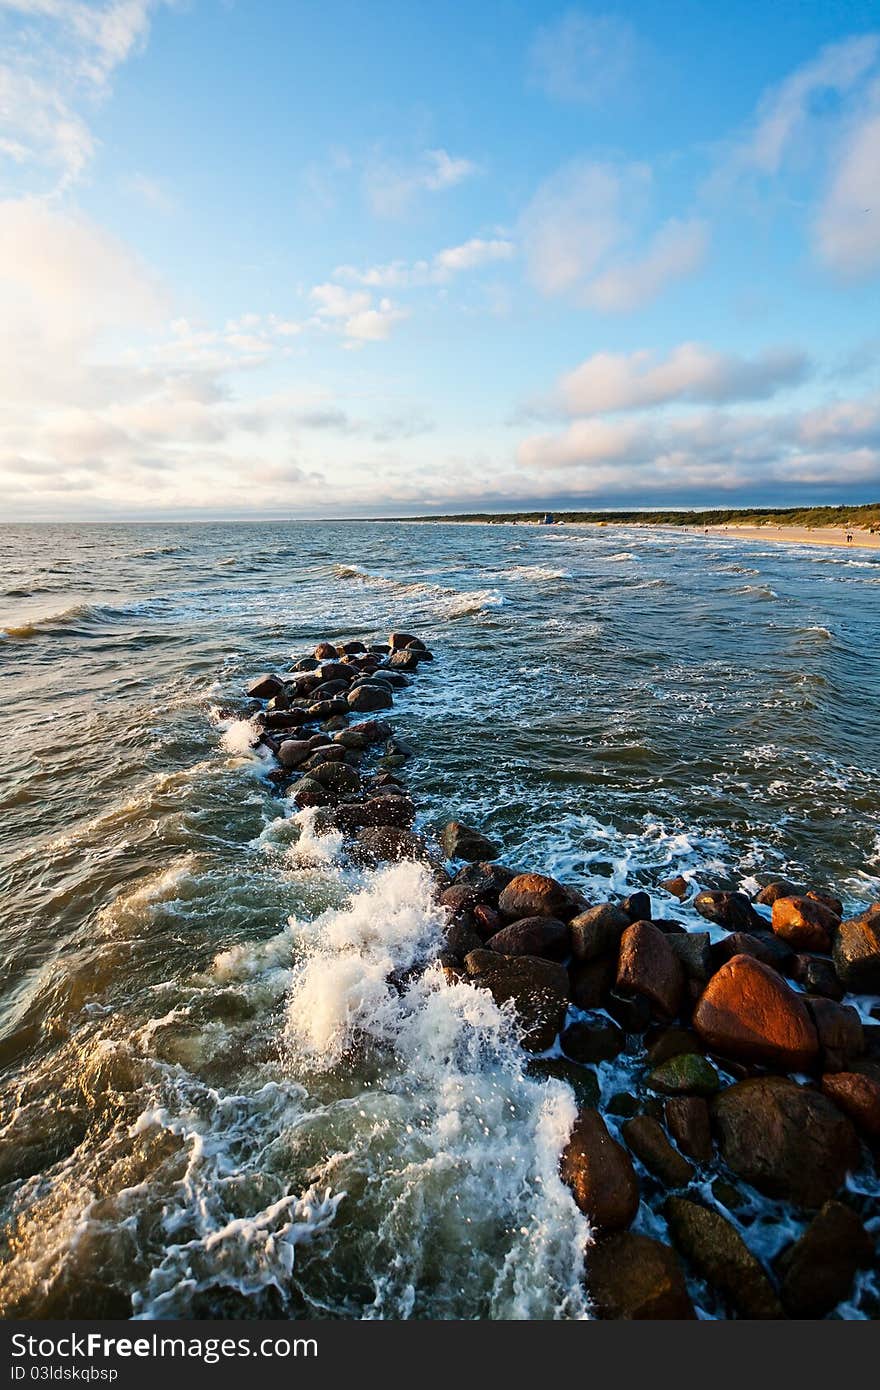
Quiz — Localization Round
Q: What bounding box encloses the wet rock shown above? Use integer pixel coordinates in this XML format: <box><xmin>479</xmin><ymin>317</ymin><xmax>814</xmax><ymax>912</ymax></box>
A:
<box><xmin>569</xmin><ymin>954</ymin><xmax>617</xmax><ymax>1010</ymax></box>
<box><xmin>387</xmin><ymin>649</ymin><xmax>421</xmax><ymax>670</ymax></box>
<box><xmin>756</xmin><ymin>879</ymin><xmax>804</xmax><ymax>906</ymax></box>
<box><xmin>263</xmin><ymin>708</ymin><xmax>311</xmax><ymax>732</ymax></box>
<box><xmin>667</xmin><ymin>931</ymin><xmax>712</xmax><ymax>983</ymax></box>
<box><xmin>776</xmin><ymin>1200</ymin><xmax>874</xmax><ymax>1317</ymax></box>
<box><xmin>713</xmin><ymin>1075</ymin><xmax>861</xmax><ymax>1208</ymax></box>
<box><xmin>771</xmin><ymin>895</ymin><xmax>839</xmax><ymax>952</ymax></box>
<box><xmin>559</xmin><ymin>1108</ymin><xmax>640</xmax><ymax>1232</ymax></box>
<box><xmin>622</xmin><ymin>1116</ymin><xmax>694</xmax><ymax>1187</ymax></box>
<box><xmin>301</xmin><ymin>745</ymin><xmax>347</xmax><ymax>769</ymax></box>
<box><xmin>487</xmin><ymin>916</ymin><xmax>569</xmax><ymax>961</ymax></box>
<box><xmin>290</xmin><ymin>656</ymin><xmax>319</xmax><ymax>671</ymax></box>
<box><xmin>606</xmin><ymin>988</ymin><xmax>652</xmax><ymax>1032</ymax></box>
<box><xmin>313</xmin><ymin>641</ymin><xmax>338</xmax><ymax>660</ymax></box>
<box><xmin>315</xmin><ymin>661</ymin><xmax>354</xmax><ymax>684</ymax></box>
<box><xmin>439</xmin><ymin>884</ymin><xmax>482</xmax><ymax>917</ymax></box>
<box><xmin>710</xmin><ymin>929</ymin><xmax>795</xmax><ymax>975</ymax></box>
<box><xmin>341</xmin><ymin>794</ymin><xmax>415</xmax><ymax>830</ymax></box>
<box><xmin>353</xmin><ymin>826</ymin><xmax>426</xmax><ymax>863</ymax></box>
<box><xmin>607</xmin><ymin>1092</ymin><xmax>640</xmax><ymax>1119</ymax></box>
<box><xmin>807</xmin><ymin>997</ymin><xmax>864</xmax><ymax>1067</ymax></box>
<box><xmin>792</xmin><ymin>954</ymin><xmax>845</xmax><ymax>1000</ymax></box>
<box><xmin>291</xmin><ymin>775</ymin><xmax>333</xmax><ymax>808</ymax></box>
<box><xmin>347</xmin><ymin>683</ymin><xmax>394</xmax><ymax>713</ymax></box>
<box><xmin>277</xmin><ymin>738</ymin><xmax>313</xmax><ymax>770</ymax></box>
<box><xmin>451</xmin><ymin>861</ymin><xmax>517</xmax><ymax>902</ymax></box>
<box><xmin>472</xmin><ymin>903</ymin><xmax>502</xmax><ymax>938</ymax></box>
<box><xmin>645</xmin><ymin>1026</ymin><xmax>704</xmax><ymax>1067</ymax></box>
<box><xmin>586</xmin><ymin>1233</ymin><xmax>695</xmax><ymax>1319</ymax></box>
<box><xmin>334</xmin><ymin>719</ymin><xmax>392</xmax><ymax>749</ymax></box>
<box><xmin>463</xmin><ymin>950</ymin><xmax>569</xmax><ymax>1051</ymax></box>
<box><xmin>659</xmin><ymin>874</ymin><xmax>690</xmax><ymax>901</ymax></box>
<box><xmin>439</xmin><ymin>821</ymin><xmax>500</xmax><ymax>862</ymax></box>
<box><xmin>833</xmin><ymin>905</ymin><xmax>880</xmax><ymax>991</ymax></box>
<box><xmin>693</xmin><ymin>953</ymin><xmax>819</xmax><ymax>1072</ymax></box>
<box><xmin>337</xmin><ymin>639</ymin><xmax>367</xmax><ymax>656</ymax></box>
<box><xmin>443</xmin><ymin>917</ymin><xmax>483</xmax><ymax>963</ymax></box>
<box><xmin>246</xmin><ymin>673</ymin><xmax>285</xmax><ymax>700</ymax></box>
<box><xmin>561</xmin><ymin>1017</ymin><xmax>625</xmax><ymax>1064</ymax></box>
<box><xmin>616</xmin><ymin>921</ymin><xmax>685</xmax><ymax>1019</ymax></box>
<box><xmin>820</xmin><ymin>1071</ymin><xmax>880</xmax><ymax>1139</ymax></box>
<box><xmin>694</xmin><ymin>890</ymin><xmax>763</xmax><ymax>932</ymax></box>
<box><xmin>569</xmin><ymin>903</ymin><xmax>630</xmax><ymax>962</ymax></box>
<box><xmin>664</xmin><ymin>1196</ymin><xmax>784</xmax><ymax>1319</ymax></box>
<box><xmin>498</xmin><ymin>872</ymin><xmax>586</xmax><ymax>924</ymax></box>
<box><xmin>307</xmin><ymin>698</ymin><xmax>349</xmax><ymax>721</ymax></box>
<box><xmin>388</xmin><ymin>631</ymin><xmax>419</xmax><ymax>649</ymax></box>
<box><xmin>621</xmin><ymin>890</ymin><xmax>651</xmax><ymax>922</ymax></box>
<box><xmin>664</xmin><ymin>1096</ymin><xmax>713</xmax><ymax>1162</ymax></box>
<box><xmin>807</xmin><ymin>888</ymin><xmax>844</xmax><ymax>918</ymax></box>
<box><xmin>647</xmin><ymin>1053</ymin><xmax>720</xmax><ymax>1097</ymax></box>
<box><xmin>309</xmin><ymin>761</ymin><xmax>361</xmax><ymax>795</ymax></box>
<box><xmin>526</xmin><ymin>1057</ymin><xmax>599</xmax><ymax>1108</ymax></box>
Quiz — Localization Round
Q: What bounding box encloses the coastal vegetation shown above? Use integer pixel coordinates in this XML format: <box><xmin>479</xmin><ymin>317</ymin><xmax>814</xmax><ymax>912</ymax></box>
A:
<box><xmin>395</xmin><ymin>504</ymin><xmax>880</xmax><ymax>529</ymax></box>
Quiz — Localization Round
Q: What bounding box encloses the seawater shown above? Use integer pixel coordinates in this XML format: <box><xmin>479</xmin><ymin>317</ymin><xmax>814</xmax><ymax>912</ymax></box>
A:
<box><xmin>1</xmin><ymin>520</ymin><xmax>878</xmax><ymax>1318</ymax></box>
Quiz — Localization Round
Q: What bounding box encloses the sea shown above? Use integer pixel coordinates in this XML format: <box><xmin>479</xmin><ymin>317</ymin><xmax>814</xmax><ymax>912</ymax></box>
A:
<box><xmin>1</xmin><ymin>519</ymin><xmax>878</xmax><ymax>1319</ymax></box>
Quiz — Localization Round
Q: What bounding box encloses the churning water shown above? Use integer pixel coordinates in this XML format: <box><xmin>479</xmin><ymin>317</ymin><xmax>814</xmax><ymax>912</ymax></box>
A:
<box><xmin>1</xmin><ymin>520</ymin><xmax>879</xmax><ymax>1318</ymax></box>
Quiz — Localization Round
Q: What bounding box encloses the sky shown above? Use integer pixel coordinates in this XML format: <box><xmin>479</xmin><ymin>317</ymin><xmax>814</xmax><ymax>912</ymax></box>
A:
<box><xmin>2</xmin><ymin>0</ymin><xmax>880</xmax><ymax>520</ymax></box>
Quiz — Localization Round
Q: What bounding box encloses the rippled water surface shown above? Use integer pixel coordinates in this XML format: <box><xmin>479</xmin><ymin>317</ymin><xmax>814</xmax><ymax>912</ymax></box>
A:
<box><xmin>1</xmin><ymin>520</ymin><xmax>879</xmax><ymax>1318</ymax></box>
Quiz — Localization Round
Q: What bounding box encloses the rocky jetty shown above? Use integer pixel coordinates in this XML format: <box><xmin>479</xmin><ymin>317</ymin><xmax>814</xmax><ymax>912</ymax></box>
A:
<box><xmin>240</xmin><ymin>635</ymin><xmax>879</xmax><ymax>1321</ymax></box>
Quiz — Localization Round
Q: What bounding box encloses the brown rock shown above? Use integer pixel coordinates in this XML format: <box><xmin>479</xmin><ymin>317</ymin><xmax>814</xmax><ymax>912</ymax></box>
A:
<box><xmin>498</xmin><ymin>872</ymin><xmax>585</xmax><ymax>923</ymax></box>
<box><xmin>711</xmin><ymin>930</ymin><xmax>795</xmax><ymax>974</ymax></box>
<box><xmin>246</xmin><ymin>672</ymin><xmax>285</xmax><ymax>700</ymax></box>
<box><xmin>776</xmin><ymin>1200</ymin><xmax>874</xmax><ymax>1317</ymax></box>
<box><xmin>622</xmin><ymin>1116</ymin><xmax>694</xmax><ymax>1187</ymax></box>
<box><xmin>559</xmin><ymin>1108</ymin><xmax>640</xmax><ymax>1232</ymax></box>
<box><xmin>388</xmin><ymin>631</ymin><xmax>418</xmax><ymax>649</ymax></box>
<box><xmin>692</xmin><ymin>954</ymin><xmax>819</xmax><ymax>1071</ymax></box>
<box><xmin>616</xmin><ymin>921</ymin><xmax>685</xmax><ymax>1019</ymax></box>
<box><xmin>313</xmin><ymin>641</ymin><xmax>338</xmax><ymax>660</ymax></box>
<box><xmin>756</xmin><ymin>879</ymin><xmax>804</xmax><ymax>906</ymax></box>
<box><xmin>569</xmin><ymin>903</ymin><xmax>630</xmax><ymax>962</ymax></box>
<box><xmin>694</xmin><ymin>890</ymin><xmax>763</xmax><ymax>932</ymax></box>
<box><xmin>438</xmin><ymin>820</ymin><xmax>500</xmax><ymax>862</ymax></box>
<box><xmin>806</xmin><ymin>888</ymin><xmax>843</xmax><ymax>918</ymax></box>
<box><xmin>833</xmin><ymin>905</ymin><xmax>880</xmax><ymax>991</ymax></box>
<box><xmin>464</xmin><ymin>950</ymin><xmax>569</xmax><ymax>1051</ymax></box>
<box><xmin>807</xmin><ymin>997</ymin><xmax>864</xmax><ymax>1065</ymax></box>
<box><xmin>820</xmin><ymin>1071</ymin><xmax>880</xmax><ymax>1139</ymax></box>
<box><xmin>487</xmin><ymin>915</ymin><xmax>569</xmax><ymax>961</ymax></box>
<box><xmin>771</xmin><ymin>895</ymin><xmax>838</xmax><ymax>952</ymax></box>
<box><xmin>713</xmin><ymin>1075</ymin><xmax>861</xmax><ymax>1208</ymax></box>
<box><xmin>352</xmin><ymin>826</ymin><xmax>426</xmax><ymax>863</ymax></box>
<box><xmin>664</xmin><ymin>1096</ymin><xmax>713</xmax><ymax>1162</ymax></box>
<box><xmin>569</xmin><ymin>955</ymin><xmax>617</xmax><ymax>1010</ymax></box>
<box><xmin>659</xmin><ymin>874</ymin><xmax>690</xmax><ymax>901</ymax></box>
<box><xmin>277</xmin><ymin>738</ymin><xmax>312</xmax><ymax>770</ymax></box>
<box><xmin>586</xmin><ymin>1233</ymin><xmax>695</xmax><ymax>1319</ymax></box>
<box><xmin>347</xmin><ymin>683</ymin><xmax>394</xmax><ymax>713</ymax></box>
<box><xmin>665</xmin><ymin>1196</ymin><xmax>784</xmax><ymax>1319</ymax></box>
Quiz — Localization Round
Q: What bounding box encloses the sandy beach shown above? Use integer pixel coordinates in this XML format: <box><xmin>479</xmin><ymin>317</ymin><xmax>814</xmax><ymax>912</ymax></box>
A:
<box><xmin>699</xmin><ymin>524</ymin><xmax>880</xmax><ymax>551</ymax></box>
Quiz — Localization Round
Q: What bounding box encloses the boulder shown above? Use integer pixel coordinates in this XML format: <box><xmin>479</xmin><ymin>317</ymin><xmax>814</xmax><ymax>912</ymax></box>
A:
<box><xmin>569</xmin><ymin>955</ymin><xmax>617</xmax><ymax>1010</ymax></box>
<box><xmin>667</xmin><ymin>931</ymin><xmax>712</xmax><ymax>982</ymax></box>
<box><xmin>569</xmin><ymin>904</ymin><xmax>629</xmax><ymax>962</ymax></box>
<box><xmin>452</xmin><ymin>861</ymin><xmax>517</xmax><ymax>902</ymax></box>
<box><xmin>833</xmin><ymin>905</ymin><xmax>880</xmax><ymax>991</ymax></box>
<box><xmin>315</xmin><ymin>661</ymin><xmax>354</xmax><ymax>685</ymax></box>
<box><xmin>756</xmin><ymin>880</ymin><xmax>804</xmax><ymax>906</ymax></box>
<box><xmin>347</xmin><ymin>683</ymin><xmax>394</xmax><ymax>713</ymax></box>
<box><xmin>334</xmin><ymin>719</ymin><xmax>392</xmax><ymax>749</ymax></box>
<box><xmin>486</xmin><ymin>916</ymin><xmax>569</xmax><ymax>961</ymax></box>
<box><xmin>309</xmin><ymin>761</ymin><xmax>361</xmax><ymax>795</ymax></box>
<box><xmin>353</xmin><ymin>826</ymin><xmax>426</xmax><ymax>863</ymax></box>
<box><xmin>561</xmin><ymin>1017</ymin><xmax>625</xmax><ymax>1064</ymax></box>
<box><xmin>463</xmin><ymin>950</ymin><xmax>569</xmax><ymax>1051</ymax></box>
<box><xmin>622</xmin><ymin>1116</ymin><xmax>694</xmax><ymax>1188</ymax></box>
<box><xmin>616</xmin><ymin>921</ymin><xmax>685</xmax><ymax>1019</ymax></box>
<box><xmin>776</xmin><ymin>1200</ymin><xmax>874</xmax><ymax>1317</ymax></box>
<box><xmin>771</xmin><ymin>895</ymin><xmax>838</xmax><ymax>952</ymax></box>
<box><xmin>439</xmin><ymin>821</ymin><xmax>500</xmax><ymax>862</ymax></box>
<box><xmin>645</xmin><ymin>1027</ymin><xmax>704</xmax><ymax>1067</ymax></box>
<box><xmin>439</xmin><ymin>884</ymin><xmax>481</xmax><ymax>917</ymax></box>
<box><xmin>806</xmin><ymin>888</ymin><xmax>844</xmax><ymax>918</ymax></box>
<box><xmin>338</xmin><ymin>794</ymin><xmax>415</xmax><ymax>830</ymax></box>
<box><xmin>313</xmin><ymin>641</ymin><xmax>338</xmax><ymax>660</ymax></box>
<box><xmin>659</xmin><ymin>875</ymin><xmax>690</xmax><ymax>901</ymax></box>
<box><xmin>290</xmin><ymin>776</ymin><xmax>333</xmax><ymax>808</ymax></box>
<box><xmin>711</xmin><ymin>930</ymin><xmax>795</xmax><ymax>974</ymax></box>
<box><xmin>713</xmin><ymin>1075</ymin><xmax>861</xmax><ymax>1208</ymax></box>
<box><xmin>647</xmin><ymin>1053</ymin><xmax>720</xmax><ymax>1097</ymax></box>
<box><xmin>791</xmin><ymin>954</ymin><xmax>845</xmax><ymax>1000</ymax></box>
<box><xmin>472</xmin><ymin>903</ymin><xmax>502</xmax><ymax>938</ymax></box>
<box><xmin>664</xmin><ymin>1096</ymin><xmax>713</xmax><ymax>1162</ymax></box>
<box><xmin>621</xmin><ymin>891</ymin><xmax>651</xmax><ymax>922</ymax></box>
<box><xmin>526</xmin><ymin>1057</ymin><xmax>599</xmax><ymax>1109</ymax></box>
<box><xmin>586</xmin><ymin>1233</ymin><xmax>695</xmax><ymax>1320</ymax></box>
<box><xmin>694</xmin><ymin>890</ymin><xmax>764</xmax><ymax>932</ymax></box>
<box><xmin>387</xmin><ymin>649</ymin><xmax>420</xmax><ymax>670</ymax></box>
<box><xmin>559</xmin><ymin>1108</ymin><xmax>640</xmax><ymax>1232</ymax></box>
<box><xmin>820</xmin><ymin>1071</ymin><xmax>880</xmax><ymax>1139</ymax></box>
<box><xmin>692</xmin><ymin>954</ymin><xmax>819</xmax><ymax>1072</ymax></box>
<box><xmin>388</xmin><ymin>631</ymin><xmax>419</xmax><ymax>649</ymax></box>
<box><xmin>606</xmin><ymin>988</ymin><xmax>652</xmax><ymax>1032</ymax></box>
<box><xmin>277</xmin><ymin>738</ymin><xmax>312</xmax><ymax>770</ymax></box>
<box><xmin>664</xmin><ymin>1196</ymin><xmax>784</xmax><ymax>1319</ymax></box>
<box><xmin>498</xmin><ymin>872</ymin><xmax>586</xmax><ymax>923</ymax></box>
<box><xmin>807</xmin><ymin>997</ymin><xmax>864</xmax><ymax>1066</ymax></box>
<box><xmin>246</xmin><ymin>673</ymin><xmax>285</xmax><ymax>700</ymax></box>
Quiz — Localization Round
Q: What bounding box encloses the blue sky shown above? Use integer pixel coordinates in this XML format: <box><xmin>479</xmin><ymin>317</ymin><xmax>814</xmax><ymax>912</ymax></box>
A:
<box><xmin>2</xmin><ymin>0</ymin><xmax>879</xmax><ymax>518</ymax></box>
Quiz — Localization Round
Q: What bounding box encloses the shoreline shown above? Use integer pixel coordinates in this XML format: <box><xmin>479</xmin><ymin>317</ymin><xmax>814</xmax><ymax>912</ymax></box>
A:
<box><xmin>399</xmin><ymin>517</ymin><xmax>880</xmax><ymax>552</ymax></box>
<box><xmin>241</xmin><ymin>629</ymin><xmax>880</xmax><ymax>1320</ymax></box>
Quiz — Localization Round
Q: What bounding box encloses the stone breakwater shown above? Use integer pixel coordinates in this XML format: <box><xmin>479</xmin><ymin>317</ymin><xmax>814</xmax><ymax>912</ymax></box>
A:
<box><xmin>240</xmin><ymin>632</ymin><xmax>880</xmax><ymax>1321</ymax></box>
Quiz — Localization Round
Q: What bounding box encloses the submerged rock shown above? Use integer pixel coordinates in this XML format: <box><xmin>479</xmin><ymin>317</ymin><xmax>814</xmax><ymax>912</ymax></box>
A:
<box><xmin>586</xmin><ymin>1233</ymin><xmax>695</xmax><ymax>1319</ymax></box>
<box><xmin>664</xmin><ymin>1196</ymin><xmax>784</xmax><ymax>1319</ymax></box>
<box><xmin>664</xmin><ymin>1096</ymin><xmax>713</xmax><ymax>1162</ymax></box>
<box><xmin>561</xmin><ymin>1017</ymin><xmax>625</xmax><ymax>1064</ymax></box>
<box><xmin>559</xmin><ymin>1108</ymin><xmax>640</xmax><ymax>1232</ymax></box>
<box><xmin>352</xmin><ymin>826</ymin><xmax>426</xmax><ymax>863</ymax></box>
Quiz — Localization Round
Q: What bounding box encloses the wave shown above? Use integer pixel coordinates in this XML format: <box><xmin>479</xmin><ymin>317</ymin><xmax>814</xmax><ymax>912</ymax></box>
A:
<box><xmin>733</xmin><ymin>583</ymin><xmax>778</xmax><ymax>600</ymax></box>
<box><xmin>503</xmin><ymin>565</ymin><xmax>572</xmax><ymax>582</ymax></box>
<box><xmin>332</xmin><ymin>563</ymin><xmax>504</xmax><ymax>618</ymax></box>
<box><xmin>605</xmin><ymin>551</ymin><xmax>635</xmax><ymax>561</ymax></box>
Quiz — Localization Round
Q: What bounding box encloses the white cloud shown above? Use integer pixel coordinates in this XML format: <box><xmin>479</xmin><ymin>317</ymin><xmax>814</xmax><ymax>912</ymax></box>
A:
<box><xmin>433</xmin><ymin>238</ymin><xmax>515</xmax><ymax>273</ymax></box>
<box><xmin>582</xmin><ymin>218</ymin><xmax>708</xmax><ymax>312</ymax></box>
<box><xmin>335</xmin><ymin>237</ymin><xmax>515</xmax><ymax>289</ymax></box>
<box><xmin>814</xmin><ymin>97</ymin><xmax>880</xmax><ymax>276</ymax></box>
<box><xmin>309</xmin><ymin>281</ymin><xmax>407</xmax><ymax>344</ymax></box>
<box><xmin>342</xmin><ymin>298</ymin><xmax>408</xmax><ymax>343</ymax></box>
<box><xmin>363</xmin><ymin>147</ymin><xmax>478</xmax><ymax>217</ymax></box>
<box><xmin>527</xmin><ymin>9</ymin><xmax>639</xmax><ymax>105</ymax></box>
<box><xmin>557</xmin><ymin>343</ymin><xmax>811</xmax><ymax>415</ymax></box>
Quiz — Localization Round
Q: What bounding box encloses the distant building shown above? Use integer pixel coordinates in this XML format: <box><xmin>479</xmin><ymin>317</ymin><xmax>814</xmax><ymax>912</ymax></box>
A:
<box><xmin>542</xmin><ymin>512</ymin><xmax>555</xmax><ymax>525</ymax></box>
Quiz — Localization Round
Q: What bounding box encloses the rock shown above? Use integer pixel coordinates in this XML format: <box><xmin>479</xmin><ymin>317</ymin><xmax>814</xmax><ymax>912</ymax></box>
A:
<box><xmin>616</xmin><ymin>921</ymin><xmax>685</xmax><ymax>1019</ymax></box>
<box><xmin>667</xmin><ymin>931</ymin><xmax>712</xmax><ymax>982</ymax></box>
<box><xmin>313</xmin><ymin>641</ymin><xmax>338</xmax><ymax>660</ymax></box>
<box><xmin>307</xmin><ymin>698</ymin><xmax>349</xmax><ymax>721</ymax></box>
<box><xmin>586</xmin><ymin>1233</ymin><xmax>695</xmax><ymax>1320</ymax></box>
<box><xmin>277</xmin><ymin>738</ymin><xmax>313</xmax><ymax>770</ymax></box>
<box><xmin>820</xmin><ymin>1071</ymin><xmax>880</xmax><ymax>1139</ymax></box>
<box><xmin>290</xmin><ymin>776</ymin><xmax>333</xmax><ymax>808</ymax></box>
<box><xmin>309</xmin><ymin>761</ymin><xmax>361</xmax><ymax>795</ymax></box>
<box><xmin>713</xmin><ymin>1075</ymin><xmax>861</xmax><ymax>1208</ymax></box>
<box><xmin>439</xmin><ymin>884</ymin><xmax>482</xmax><ymax>917</ymax></box>
<box><xmin>246</xmin><ymin>673</ymin><xmax>285</xmax><ymax>700</ymax></box>
<box><xmin>464</xmin><ymin>950</ymin><xmax>569</xmax><ymax>1051</ymax></box>
<box><xmin>526</xmin><ymin>1057</ymin><xmax>599</xmax><ymax>1108</ymax></box>
<box><xmin>487</xmin><ymin>916</ymin><xmax>569</xmax><ymax>961</ymax></box>
<box><xmin>561</xmin><ymin>1018</ymin><xmax>625</xmax><ymax>1064</ymax></box>
<box><xmin>334</xmin><ymin>719</ymin><xmax>392</xmax><ymax>749</ymax></box>
<box><xmin>387</xmin><ymin>649</ymin><xmax>421</xmax><ymax>670</ymax></box>
<box><xmin>833</xmin><ymin>905</ymin><xmax>880</xmax><ymax>991</ymax></box>
<box><xmin>290</xmin><ymin>656</ymin><xmax>319</xmax><ymax>671</ymax></box>
<box><xmin>622</xmin><ymin>891</ymin><xmax>651</xmax><ymax>922</ymax></box>
<box><xmin>337</xmin><ymin>640</ymin><xmax>366</xmax><ymax>655</ymax></box>
<box><xmin>647</xmin><ymin>1054</ymin><xmax>720</xmax><ymax>1097</ymax></box>
<box><xmin>569</xmin><ymin>955</ymin><xmax>617</xmax><ymax>1010</ymax></box>
<box><xmin>472</xmin><ymin>903</ymin><xmax>502</xmax><ymax>938</ymax></box>
<box><xmin>451</xmin><ymin>861</ymin><xmax>517</xmax><ymax>901</ymax></box>
<box><xmin>711</xmin><ymin>930</ymin><xmax>795</xmax><ymax>975</ymax></box>
<box><xmin>439</xmin><ymin>821</ymin><xmax>500</xmax><ymax>862</ymax></box>
<box><xmin>569</xmin><ymin>904</ymin><xmax>630</xmax><ymax>962</ymax></box>
<box><xmin>622</xmin><ymin>1117</ymin><xmax>694</xmax><ymax>1188</ymax></box>
<box><xmin>353</xmin><ymin>826</ymin><xmax>426</xmax><ymax>863</ymax></box>
<box><xmin>694</xmin><ymin>890</ymin><xmax>763</xmax><ymax>932</ymax></box>
<box><xmin>443</xmin><ymin>917</ymin><xmax>483</xmax><ymax>963</ymax></box>
<box><xmin>645</xmin><ymin>1027</ymin><xmax>704</xmax><ymax>1067</ymax></box>
<box><xmin>498</xmin><ymin>872</ymin><xmax>586</xmax><ymax>924</ymax></box>
<box><xmin>301</xmin><ymin>745</ymin><xmax>346</xmax><ymax>769</ymax></box>
<box><xmin>606</xmin><ymin>988</ymin><xmax>652</xmax><ymax>1032</ymax></box>
<box><xmin>664</xmin><ymin>1196</ymin><xmax>784</xmax><ymax>1319</ymax></box>
<box><xmin>559</xmin><ymin>1108</ymin><xmax>640</xmax><ymax>1232</ymax></box>
<box><xmin>807</xmin><ymin>888</ymin><xmax>844</xmax><ymax>918</ymax></box>
<box><xmin>388</xmin><ymin>631</ymin><xmax>419</xmax><ymax>649</ymax></box>
<box><xmin>659</xmin><ymin>875</ymin><xmax>690</xmax><ymax>901</ymax></box>
<box><xmin>315</xmin><ymin>661</ymin><xmax>354</xmax><ymax>685</ymax></box>
<box><xmin>756</xmin><ymin>879</ymin><xmax>804</xmax><ymax>906</ymax></box>
<box><xmin>776</xmin><ymin>1200</ymin><xmax>874</xmax><ymax>1317</ymax></box>
<box><xmin>791</xmin><ymin>954</ymin><xmax>845</xmax><ymax>1000</ymax></box>
<box><xmin>347</xmin><ymin>683</ymin><xmax>394</xmax><ymax>713</ymax></box>
<box><xmin>807</xmin><ymin>997</ymin><xmax>864</xmax><ymax>1066</ymax></box>
<box><xmin>692</xmin><ymin>954</ymin><xmax>819</xmax><ymax>1072</ymax></box>
<box><xmin>771</xmin><ymin>895</ymin><xmax>839</xmax><ymax>952</ymax></box>
<box><xmin>340</xmin><ymin>794</ymin><xmax>415</xmax><ymax>829</ymax></box>
<box><xmin>664</xmin><ymin>1097</ymin><xmax>713</xmax><ymax>1162</ymax></box>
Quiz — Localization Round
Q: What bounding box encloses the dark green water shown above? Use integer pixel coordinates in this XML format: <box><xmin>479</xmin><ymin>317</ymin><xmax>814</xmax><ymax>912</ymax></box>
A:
<box><xmin>1</xmin><ymin>520</ymin><xmax>878</xmax><ymax>1318</ymax></box>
